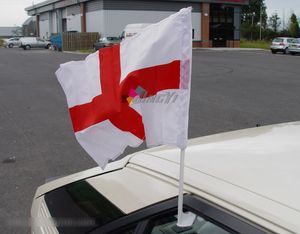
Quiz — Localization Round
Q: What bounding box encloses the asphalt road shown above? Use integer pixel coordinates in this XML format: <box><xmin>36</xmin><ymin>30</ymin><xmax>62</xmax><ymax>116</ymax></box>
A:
<box><xmin>1</xmin><ymin>47</ymin><xmax>300</xmax><ymax>233</ymax></box>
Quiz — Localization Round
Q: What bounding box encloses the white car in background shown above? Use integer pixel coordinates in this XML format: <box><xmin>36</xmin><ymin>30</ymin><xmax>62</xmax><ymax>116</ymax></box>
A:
<box><xmin>31</xmin><ymin>122</ymin><xmax>300</xmax><ymax>234</ymax></box>
<box><xmin>270</xmin><ymin>37</ymin><xmax>294</xmax><ymax>54</ymax></box>
<box><xmin>121</xmin><ymin>23</ymin><xmax>152</xmax><ymax>39</ymax></box>
<box><xmin>3</xmin><ymin>37</ymin><xmax>21</xmax><ymax>48</ymax></box>
<box><xmin>289</xmin><ymin>38</ymin><xmax>300</xmax><ymax>55</ymax></box>
<box><xmin>20</xmin><ymin>37</ymin><xmax>51</xmax><ymax>50</ymax></box>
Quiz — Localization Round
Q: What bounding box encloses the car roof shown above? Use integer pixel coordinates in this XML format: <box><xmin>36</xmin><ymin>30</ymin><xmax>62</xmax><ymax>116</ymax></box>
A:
<box><xmin>35</xmin><ymin>122</ymin><xmax>300</xmax><ymax>233</ymax></box>
<box><xmin>128</xmin><ymin>121</ymin><xmax>300</xmax><ymax>233</ymax></box>
<box><xmin>274</xmin><ymin>37</ymin><xmax>293</xmax><ymax>39</ymax></box>
<box><xmin>87</xmin><ymin>166</ymin><xmax>178</xmax><ymax>214</ymax></box>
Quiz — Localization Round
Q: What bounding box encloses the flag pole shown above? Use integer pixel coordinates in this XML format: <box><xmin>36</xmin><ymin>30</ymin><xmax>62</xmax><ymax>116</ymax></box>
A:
<box><xmin>177</xmin><ymin>148</ymin><xmax>186</xmax><ymax>227</ymax></box>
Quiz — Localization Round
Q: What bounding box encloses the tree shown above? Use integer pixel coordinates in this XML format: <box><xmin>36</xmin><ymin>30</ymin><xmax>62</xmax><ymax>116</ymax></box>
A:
<box><xmin>241</xmin><ymin>0</ymin><xmax>268</xmax><ymax>40</ymax></box>
<box><xmin>269</xmin><ymin>13</ymin><xmax>281</xmax><ymax>34</ymax></box>
<box><xmin>242</xmin><ymin>0</ymin><xmax>268</xmax><ymax>28</ymax></box>
<box><xmin>288</xmin><ymin>13</ymin><xmax>300</xmax><ymax>38</ymax></box>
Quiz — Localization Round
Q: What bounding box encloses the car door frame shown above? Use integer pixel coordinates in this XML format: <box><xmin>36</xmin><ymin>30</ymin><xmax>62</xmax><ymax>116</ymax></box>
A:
<box><xmin>89</xmin><ymin>194</ymin><xmax>271</xmax><ymax>234</ymax></box>
<box><xmin>36</xmin><ymin>38</ymin><xmax>45</xmax><ymax>48</ymax></box>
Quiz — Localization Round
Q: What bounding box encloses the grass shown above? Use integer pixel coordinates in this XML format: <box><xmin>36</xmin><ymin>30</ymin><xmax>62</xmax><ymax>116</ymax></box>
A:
<box><xmin>0</xmin><ymin>38</ymin><xmax>4</xmax><ymax>47</ymax></box>
<box><xmin>78</xmin><ymin>49</ymin><xmax>95</xmax><ymax>54</ymax></box>
<box><xmin>63</xmin><ymin>49</ymin><xmax>95</xmax><ymax>54</ymax></box>
<box><xmin>240</xmin><ymin>40</ymin><xmax>271</xmax><ymax>50</ymax></box>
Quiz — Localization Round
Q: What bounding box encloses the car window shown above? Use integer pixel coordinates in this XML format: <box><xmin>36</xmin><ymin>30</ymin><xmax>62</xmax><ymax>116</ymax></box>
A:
<box><xmin>273</xmin><ymin>38</ymin><xmax>283</xmax><ymax>43</ymax></box>
<box><xmin>44</xmin><ymin>180</ymin><xmax>124</xmax><ymax>234</ymax></box>
<box><xmin>37</xmin><ymin>38</ymin><xmax>44</xmax><ymax>42</ymax></box>
<box><xmin>287</xmin><ymin>39</ymin><xmax>293</xmax><ymax>43</ymax></box>
<box><xmin>109</xmin><ymin>223</ymin><xmax>138</xmax><ymax>234</ymax></box>
<box><xmin>146</xmin><ymin>211</ymin><xmax>232</xmax><ymax>234</ymax></box>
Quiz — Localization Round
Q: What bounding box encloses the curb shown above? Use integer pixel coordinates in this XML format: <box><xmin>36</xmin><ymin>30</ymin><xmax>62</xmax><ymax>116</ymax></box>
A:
<box><xmin>193</xmin><ymin>48</ymin><xmax>268</xmax><ymax>51</ymax></box>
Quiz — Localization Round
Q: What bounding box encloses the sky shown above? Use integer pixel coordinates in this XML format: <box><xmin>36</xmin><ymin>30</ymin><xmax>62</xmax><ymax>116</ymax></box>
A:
<box><xmin>265</xmin><ymin>0</ymin><xmax>300</xmax><ymax>28</ymax></box>
<box><xmin>0</xmin><ymin>0</ymin><xmax>299</xmax><ymax>27</ymax></box>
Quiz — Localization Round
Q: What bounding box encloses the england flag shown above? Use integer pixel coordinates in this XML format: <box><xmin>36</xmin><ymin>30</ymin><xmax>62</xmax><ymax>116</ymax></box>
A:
<box><xmin>55</xmin><ymin>8</ymin><xmax>192</xmax><ymax>167</ymax></box>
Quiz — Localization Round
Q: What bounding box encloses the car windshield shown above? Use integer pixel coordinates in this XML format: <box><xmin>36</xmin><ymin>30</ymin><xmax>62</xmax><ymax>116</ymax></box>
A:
<box><xmin>149</xmin><ymin>212</ymin><xmax>231</xmax><ymax>234</ymax></box>
<box><xmin>107</xmin><ymin>37</ymin><xmax>119</xmax><ymax>41</ymax></box>
<box><xmin>44</xmin><ymin>180</ymin><xmax>124</xmax><ymax>234</ymax></box>
<box><xmin>273</xmin><ymin>38</ymin><xmax>284</xmax><ymax>43</ymax></box>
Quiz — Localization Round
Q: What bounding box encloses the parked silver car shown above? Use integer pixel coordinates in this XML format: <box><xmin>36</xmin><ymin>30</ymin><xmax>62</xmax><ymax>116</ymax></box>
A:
<box><xmin>3</xmin><ymin>37</ymin><xmax>21</xmax><ymax>48</ymax></box>
<box><xmin>20</xmin><ymin>37</ymin><xmax>51</xmax><ymax>50</ymax></box>
<box><xmin>289</xmin><ymin>38</ymin><xmax>300</xmax><ymax>55</ymax></box>
<box><xmin>270</xmin><ymin>37</ymin><xmax>294</xmax><ymax>54</ymax></box>
<box><xmin>93</xmin><ymin>37</ymin><xmax>121</xmax><ymax>50</ymax></box>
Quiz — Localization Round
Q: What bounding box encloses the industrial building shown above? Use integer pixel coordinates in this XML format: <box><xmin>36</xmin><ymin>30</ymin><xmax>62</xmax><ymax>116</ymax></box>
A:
<box><xmin>25</xmin><ymin>0</ymin><xmax>248</xmax><ymax>48</ymax></box>
<box><xmin>0</xmin><ymin>27</ymin><xmax>22</xmax><ymax>38</ymax></box>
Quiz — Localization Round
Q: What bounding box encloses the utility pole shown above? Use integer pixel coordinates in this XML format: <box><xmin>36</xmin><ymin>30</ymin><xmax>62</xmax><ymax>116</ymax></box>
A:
<box><xmin>259</xmin><ymin>4</ymin><xmax>262</xmax><ymax>40</ymax></box>
<box><xmin>282</xmin><ymin>9</ymin><xmax>286</xmax><ymax>31</ymax></box>
<box><xmin>251</xmin><ymin>12</ymin><xmax>255</xmax><ymax>41</ymax></box>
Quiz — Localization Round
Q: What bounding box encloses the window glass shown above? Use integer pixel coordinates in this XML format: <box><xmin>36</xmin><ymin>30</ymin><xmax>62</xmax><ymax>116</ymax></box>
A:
<box><xmin>147</xmin><ymin>211</ymin><xmax>232</xmax><ymax>234</ymax></box>
<box><xmin>110</xmin><ymin>224</ymin><xmax>137</xmax><ymax>234</ymax></box>
<box><xmin>44</xmin><ymin>181</ymin><xmax>124</xmax><ymax>234</ymax></box>
<box><xmin>287</xmin><ymin>39</ymin><xmax>293</xmax><ymax>43</ymax></box>
<box><xmin>273</xmin><ymin>38</ymin><xmax>283</xmax><ymax>43</ymax></box>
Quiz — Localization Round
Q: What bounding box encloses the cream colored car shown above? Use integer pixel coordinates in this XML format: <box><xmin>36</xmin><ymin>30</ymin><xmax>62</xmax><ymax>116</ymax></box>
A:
<box><xmin>31</xmin><ymin>122</ymin><xmax>300</xmax><ymax>234</ymax></box>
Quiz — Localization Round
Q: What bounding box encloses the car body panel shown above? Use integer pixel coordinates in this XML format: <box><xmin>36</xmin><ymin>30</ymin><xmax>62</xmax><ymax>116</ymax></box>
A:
<box><xmin>20</xmin><ymin>37</ymin><xmax>51</xmax><ymax>49</ymax></box>
<box><xmin>270</xmin><ymin>37</ymin><xmax>294</xmax><ymax>53</ymax></box>
<box><xmin>34</xmin><ymin>155</ymin><xmax>133</xmax><ymax>198</ymax></box>
<box><xmin>129</xmin><ymin>121</ymin><xmax>300</xmax><ymax>234</ymax></box>
<box><xmin>87</xmin><ymin>167</ymin><xmax>178</xmax><ymax>214</ymax></box>
<box><xmin>122</xmin><ymin>23</ymin><xmax>152</xmax><ymax>39</ymax></box>
<box><xmin>289</xmin><ymin>38</ymin><xmax>300</xmax><ymax>54</ymax></box>
<box><xmin>31</xmin><ymin>196</ymin><xmax>59</xmax><ymax>234</ymax></box>
<box><xmin>93</xmin><ymin>37</ymin><xmax>120</xmax><ymax>50</ymax></box>
<box><xmin>31</xmin><ymin>122</ymin><xmax>300</xmax><ymax>233</ymax></box>
<box><xmin>3</xmin><ymin>37</ymin><xmax>21</xmax><ymax>47</ymax></box>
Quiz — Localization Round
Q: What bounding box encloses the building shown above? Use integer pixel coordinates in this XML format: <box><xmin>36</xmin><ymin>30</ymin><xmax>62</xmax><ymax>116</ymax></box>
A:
<box><xmin>22</xmin><ymin>17</ymin><xmax>37</xmax><ymax>37</ymax></box>
<box><xmin>25</xmin><ymin>0</ymin><xmax>248</xmax><ymax>48</ymax></box>
<box><xmin>0</xmin><ymin>27</ymin><xmax>22</xmax><ymax>38</ymax></box>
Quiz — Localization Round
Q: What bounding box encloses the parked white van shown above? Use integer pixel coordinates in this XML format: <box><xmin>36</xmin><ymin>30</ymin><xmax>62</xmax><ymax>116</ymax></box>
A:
<box><xmin>31</xmin><ymin>121</ymin><xmax>300</xmax><ymax>234</ymax></box>
<box><xmin>122</xmin><ymin>23</ymin><xmax>152</xmax><ymax>39</ymax></box>
<box><xmin>20</xmin><ymin>37</ymin><xmax>51</xmax><ymax>50</ymax></box>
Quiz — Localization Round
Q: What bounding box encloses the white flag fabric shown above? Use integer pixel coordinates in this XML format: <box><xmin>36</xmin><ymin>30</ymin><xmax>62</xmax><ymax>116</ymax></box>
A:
<box><xmin>56</xmin><ymin>8</ymin><xmax>192</xmax><ymax>167</ymax></box>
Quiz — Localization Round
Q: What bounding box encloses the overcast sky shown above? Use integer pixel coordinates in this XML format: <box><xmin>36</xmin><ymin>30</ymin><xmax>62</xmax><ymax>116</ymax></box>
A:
<box><xmin>0</xmin><ymin>0</ymin><xmax>299</xmax><ymax>27</ymax></box>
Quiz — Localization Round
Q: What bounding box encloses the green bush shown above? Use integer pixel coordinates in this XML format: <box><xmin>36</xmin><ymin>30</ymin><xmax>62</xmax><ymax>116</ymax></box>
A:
<box><xmin>0</xmin><ymin>38</ymin><xmax>4</xmax><ymax>47</ymax></box>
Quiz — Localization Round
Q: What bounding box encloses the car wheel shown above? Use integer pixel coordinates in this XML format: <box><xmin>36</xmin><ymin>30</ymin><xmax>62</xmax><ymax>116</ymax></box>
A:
<box><xmin>290</xmin><ymin>52</ymin><xmax>295</xmax><ymax>56</ymax></box>
<box><xmin>284</xmin><ymin>48</ymin><xmax>289</xmax><ymax>54</ymax></box>
<box><xmin>8</xmin><ymin>43</ymin><xmax>14</xmax><ymax>48</ymax></box>
<box><xmin>25</xmin><ymin>45</ymin><xmax>31</xmax><ymax>50</ymax></box>
<box><xmin>45</xmin><ymin>44</ymin><xmax>51</xmax><ymax>49</ymax></box>
<box><xmin>271</xmin><ymin>50</ymin><xmax>276</xmax><ymax>54</ymax></box>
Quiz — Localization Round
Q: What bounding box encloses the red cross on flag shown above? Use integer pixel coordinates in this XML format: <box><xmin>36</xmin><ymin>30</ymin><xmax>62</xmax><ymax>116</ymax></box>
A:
<box><xmin>55</xmin><ymin>8</ymin><xmax>192</xmax><ymax>167</ymax></box>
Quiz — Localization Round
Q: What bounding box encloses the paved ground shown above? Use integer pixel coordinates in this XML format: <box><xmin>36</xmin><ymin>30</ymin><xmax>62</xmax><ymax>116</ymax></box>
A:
<box><xmin>1</xmin><ymin>47</ymin><xmax>300</xmax><ymax>233</ymax></box>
